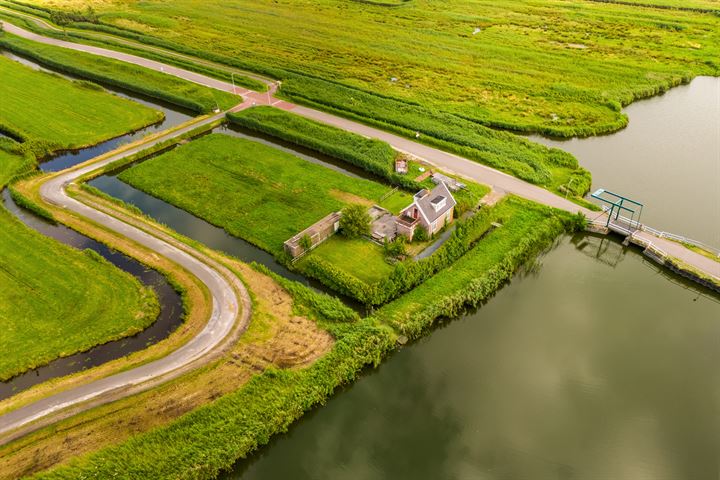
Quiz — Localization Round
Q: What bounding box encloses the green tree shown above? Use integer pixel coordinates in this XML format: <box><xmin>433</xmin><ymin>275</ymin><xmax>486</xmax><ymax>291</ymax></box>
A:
<box><xmin>340</xmin><ymin>204</ymin><xmax>371</xmax><ymax>239</ymax></box>
<box><xmin>413</xmin><ymin>226</ymin><xmax>428</xmax><ymax>242</ymax></box>
<box><xmin>299</xmin><ymin>234</ymin><xmax>313</xmax><ymax>252</ymax></box>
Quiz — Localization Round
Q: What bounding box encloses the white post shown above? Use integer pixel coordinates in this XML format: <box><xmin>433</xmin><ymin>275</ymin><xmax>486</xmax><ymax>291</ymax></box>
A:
<box><xmin>231</xmin><ymin>73</ymin><xmax>236</xmax><ymax>94</ymax></box>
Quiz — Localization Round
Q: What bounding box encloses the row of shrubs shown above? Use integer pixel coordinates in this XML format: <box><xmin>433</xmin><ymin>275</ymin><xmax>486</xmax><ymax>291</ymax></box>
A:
<box><xmin>227</xmin><ymin>107</ymin><xmax>421</xmax><ymax>191</ymax></box>
<box><xmin>379</xmin><ymin>212</ymin><xmax>569</xmax><ymax>340</ymax></box>
<box><xmin>277</xmin><ymin>76</ymin><xmax>592</xmax><ymax>186</ymax></box>
<box><xmin>3</xmin><ymin>1</ymin><xmax>269</xmax><ymax>91</ymax></box>
<box><xmin>301</xmin><ymin>201</ymin><xmax>505</xmax><ymax>306</ymax></box>
<box><xmin>250</xmin><ymin>262</ymin><xmax>360</xmax><ymax>323</ymax></box>
<box><xmin>5</xmin><ymin>2</ymin><xmax>592</xmax><ymax>195</ymax></box>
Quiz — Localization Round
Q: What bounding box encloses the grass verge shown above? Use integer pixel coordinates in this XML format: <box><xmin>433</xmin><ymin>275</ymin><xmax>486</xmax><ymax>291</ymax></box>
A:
<box><xmin>0</xmin><ymin>32</ymin><xmax>240</xmax><ymax>113</ymax></box>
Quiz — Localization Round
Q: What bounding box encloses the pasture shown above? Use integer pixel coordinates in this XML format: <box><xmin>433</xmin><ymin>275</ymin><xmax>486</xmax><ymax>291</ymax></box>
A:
<box><xmin>0</xmin><ymin>147</ymin><xmax>158</xmax><ymax>381</ymax></box>
<box><xmin>0</xmin><ymin>54</ymin><xmax>161</xmax><ymax>153</ymax></box>
<box><xmin>0</xmin><ymin>33</ymin><xmax>241</xmax><ymax>113</ymax></box>
<box><xmin>24</xmin><ymin>0</ymin><xmax>720</xmax><ymax>136</ymax></box>
<box><xmin>118</xmin><ymin>133</ymin><xmax>412</xmax><ymax>254</ymax></box>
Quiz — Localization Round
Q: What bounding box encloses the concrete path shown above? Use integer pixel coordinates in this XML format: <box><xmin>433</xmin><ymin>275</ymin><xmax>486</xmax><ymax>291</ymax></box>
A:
<box><xmin>0</xmin><ymin>109</ymin><xmax>253</xmax><ymax>444</ymax></box>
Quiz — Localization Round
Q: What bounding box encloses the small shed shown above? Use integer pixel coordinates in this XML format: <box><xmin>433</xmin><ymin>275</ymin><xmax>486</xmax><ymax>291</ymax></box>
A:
<box><xmin>395</xmin><ymin>158</ymin><xmax>408</xmax><ymax>174</ymax></box>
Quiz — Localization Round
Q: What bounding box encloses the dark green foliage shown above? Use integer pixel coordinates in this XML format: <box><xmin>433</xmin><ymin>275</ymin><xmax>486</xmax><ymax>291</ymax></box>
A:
<box><xmin>567</xmin><ymin>211</ymin><xmax>589</xmax><ymax>232</ymax></box>
<box><xmin>300</xmin><ymin>201</ymin><xmax>505</xmax><ymax>305</ymax></box>
<box><xmin>300</xmin><ymin>255</ymin><xmax>376</xmax><ymax>304</ymax></box>
<box><xmin>383</xmin><ymin>236</ymin><xmax>407</xmax><ymax>260</ymax></box>
<box><xmin>376</xmin><ymin>200</ymin><xmax>572</xmax><ymax>339</ymax></box>
<box><xmin>278</xmin><ymin>76</ymin><xmax>590</xmax><ymax>191</ymax></box>
<box><xmin>227</xmin><ymin>107</ymin><xmax>420</xmax><ymax>191</ymax></box>
<box><xmin>340</xmin><ymin>204</ymin><xmax>371</xmax><ymax>239</ymax></box>
<box><xmin>50</xmin><ymin>6</ymin><xmax>98</xmax><ymax>26</ymax></box>
<box><xmin>412</xmin><ymin>225</ymin><xmax>428</xmax><ymax>242</ymax></box>
<box><xmin>8</xmin><ymin>185</ymin><xmax>55</xmax><ymax>223</ymax></box>
<box><xmin>299</xmin><ymin>234</ymin><xmax>312</xmax><ymax>252</ymax></box>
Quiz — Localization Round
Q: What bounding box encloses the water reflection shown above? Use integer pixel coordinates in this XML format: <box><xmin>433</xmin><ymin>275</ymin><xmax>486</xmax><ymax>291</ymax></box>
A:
<box><xmin>226</xmin><ymin>236</ymin><xmax>719</xmax><ymax>480</ymax></box>
<box><xmin>531</xmin><ymin>76</ymin><xmax>720</xmax><ymax>247</ymax></box>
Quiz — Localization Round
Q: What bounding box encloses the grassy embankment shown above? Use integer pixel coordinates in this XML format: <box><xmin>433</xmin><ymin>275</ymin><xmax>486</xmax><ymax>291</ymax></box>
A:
<box><xmin>374</xmin><ymin>196</ymin><xmax>574</xmax><ymax>339</ymax></box>
<box><xmin>0</xmin><ymin>53</ymin><xmax>163</xmax><ymax>156</ymax></box>
<box><xmin>20</xmin><ymin>193</ymin><xmax>580</xmax><ymax>480</ymax></box>
<box><xmin>0</xmin><ymin>1</ymin><xmax>611</xmax><ymax>200</ymax></box>
<box><xmin>120</xmin><ymin>111</ymin><xmax>490</xmax><ymax>304</ymax></box>
<box><xmin>0</xmin><ymin>32</ymin><xmax>240</xmax><ymax>113</ymax></box>
<box><xmin>0</xmin><ymin>1</ymin><xmax>269</xmax><ymax>92</ymax></box>
<box><xmin>0</xmin><ymin>56</ymin><xmax>165</xmax><ymax>381</ymax></box>
<box><xmin>17</xmin><ymin>0</ymin><xmax>718</xmax><ymax>137</ymax></box>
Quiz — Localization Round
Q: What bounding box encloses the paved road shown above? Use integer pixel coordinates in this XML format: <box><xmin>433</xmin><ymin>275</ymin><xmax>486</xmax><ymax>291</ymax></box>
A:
<box><xmin>0</xmin><ymin>109</ymin><xmax>252</xmax><ymax>444</ymax></box>
<box><xmin>0</xmin><ymin>16</ymin><xmax>716</xmax><ymax>439</ymax></box>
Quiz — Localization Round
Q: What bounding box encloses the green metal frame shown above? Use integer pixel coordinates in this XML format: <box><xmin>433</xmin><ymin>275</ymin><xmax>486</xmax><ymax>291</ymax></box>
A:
<box><xmin>591</xmin><ymin>189</ymin><xmax>644</xmax><ymax>228</ymax></box>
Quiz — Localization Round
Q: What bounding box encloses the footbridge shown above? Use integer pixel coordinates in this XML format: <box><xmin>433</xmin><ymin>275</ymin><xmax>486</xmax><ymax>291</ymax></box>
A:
<box><xmin>587</xmin><ymin>189</ymin><xmax>720</xmax><ymax>291</ymax></box>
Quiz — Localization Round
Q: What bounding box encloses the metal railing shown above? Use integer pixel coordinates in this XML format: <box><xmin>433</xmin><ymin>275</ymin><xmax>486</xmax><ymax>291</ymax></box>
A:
<box><xmin>598</xmin><ymin>206</ymin><xmax>720</xmax><ymax>257</ymax></box>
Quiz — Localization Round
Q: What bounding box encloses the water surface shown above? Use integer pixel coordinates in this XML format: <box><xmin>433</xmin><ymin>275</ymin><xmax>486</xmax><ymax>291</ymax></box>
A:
<box><xmin>227</xmin><ymin>236</ymin><xmax>720</xmax><ymax>480</ymax></box>
<box><xmin>532</xmin><ymin>76</ymin><xmax>720</xmax><ymax>247</ymax></box>
<box><xmin>0</xmin><ymin>190</ymin><xmax>183</xmax><ymax>400</ymax></box>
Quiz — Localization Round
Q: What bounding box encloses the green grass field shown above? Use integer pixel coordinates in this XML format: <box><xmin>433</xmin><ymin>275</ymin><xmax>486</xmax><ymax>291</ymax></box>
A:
<box><xmin>0</xmin><ymin>57</ymin><xmax>165</xmax><ymax>380</ymax></box>
<box><xmin>303</xmin><ymin>236</ymin><xmax>393</xmax><ymax>285</ymax></box>
<box><xmin>119</xmin><ymin>133</ymin><xmax>412</xmax><ymax>254</ymax></box>
<box><xmin>0</xmin><ymin>54</ymin><xmax>162</xmax><ymax>153</ymax></box>
<box><xmin>0</xmin><ymin>32</ymin><xmax>241</xmax><ymax>113</ymax></box>
<box><xmin>0</xmin><ymin>146</ymin><xmax>159</xmax><ymax>381</ymax></box>
<box><xmin>26</xmin><ymin>0</ymin><xmax>720</xmax><ymax>137</ymax></box>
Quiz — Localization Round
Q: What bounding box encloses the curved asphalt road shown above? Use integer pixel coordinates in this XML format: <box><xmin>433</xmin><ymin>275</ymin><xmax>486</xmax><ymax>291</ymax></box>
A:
<box><xmin>0</xmin><ymin>110</ymin><xmax>250</xmax><ymax>443</ymax></box>
<box><xmin>0</xmin><ymin>16</ymin><xmax>717</xmax><ymax>440</ymax></box>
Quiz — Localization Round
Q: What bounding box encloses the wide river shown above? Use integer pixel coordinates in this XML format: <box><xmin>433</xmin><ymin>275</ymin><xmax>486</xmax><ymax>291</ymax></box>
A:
<box><xmin>220</xmin><ymin>77</ymin><xmax>720</xmax><ymax>479</ymax></box>
<box><xmin>532</xmin><ymin>76</ymin><xmax>720</xmax><ymax>247</ymax></box>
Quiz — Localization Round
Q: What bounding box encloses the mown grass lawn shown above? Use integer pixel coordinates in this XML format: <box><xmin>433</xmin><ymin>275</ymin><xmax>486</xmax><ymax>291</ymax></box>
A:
<box><xmin>119</xmin><ymin>133</ymin><xmax>411</xmax><ymax>254</ymax></box>
<box><xmin>0</xmin><ymin>54</ymin><xmax>162</xmax><ymax>151</ymax></box>
<box><xmin>0</xmin><ymin>148</ymin><xmax>158</xmax><ymax>381</ymax></box>
<box><xmin>302</xmin><ymin>236</ymin><xmax>392</xmax><ymax>285</ymax></box>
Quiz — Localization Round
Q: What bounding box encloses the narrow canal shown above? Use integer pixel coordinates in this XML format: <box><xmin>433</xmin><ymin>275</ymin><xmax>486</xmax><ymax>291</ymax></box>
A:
<box><xmin>0</xmin><ymin>51</ymin><xmax>192</xmax><ymax>396</ymax></box>
<box><xmin>0</xmin><ymin>52</ymin><xmax>358</xmax><ymax>395</ymax></box>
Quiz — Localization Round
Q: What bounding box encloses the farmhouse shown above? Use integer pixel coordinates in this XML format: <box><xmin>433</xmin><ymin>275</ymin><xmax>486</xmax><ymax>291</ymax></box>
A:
<box><xmin>396</xmin><ymin>183</ymin><xmax>456</xmax><ymax>240</ymax></box>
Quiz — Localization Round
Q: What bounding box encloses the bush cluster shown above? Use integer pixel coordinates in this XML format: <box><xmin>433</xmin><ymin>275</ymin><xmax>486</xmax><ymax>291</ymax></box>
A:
<box><xmin>384</xmin><ymin>214</ymin><xmax>567</xmax><ymax>339</ymax></box>
<box><xmin>250</xmin><ymin>263</ymin><xmax>360</xmax><ymax>323</ymax></box>
<box><xmin>277</xmin><ymin>76</ymin><xmax>591</xmax><ymax>189</ymax></box>
<box><xmin>300</xmin><ymin>202</ymin><xmax>504</xmax><ymax>305</ymax></box>
<box><xmin>33</xmin><ymin>284</ymin><xmax>393</xmax><ymax>479</ymax></box>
